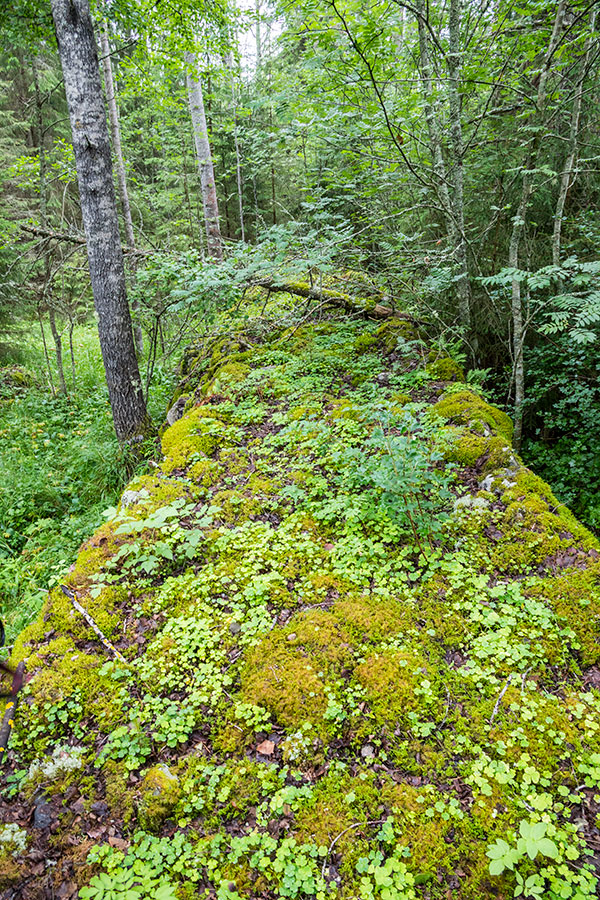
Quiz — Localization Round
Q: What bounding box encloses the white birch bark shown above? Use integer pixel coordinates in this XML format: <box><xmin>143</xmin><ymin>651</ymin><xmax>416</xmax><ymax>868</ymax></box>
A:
<box><xmin>185</xmin><ymin>50</ymin><xmax>223</xmax><ymax>260</ymax></box>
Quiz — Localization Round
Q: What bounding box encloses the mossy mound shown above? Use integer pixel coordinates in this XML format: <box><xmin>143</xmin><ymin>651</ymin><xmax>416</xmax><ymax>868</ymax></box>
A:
<box><xmin>3</xmin><ymin>314</ymin><xmax>600</xmax><ymax>900</ymax></box>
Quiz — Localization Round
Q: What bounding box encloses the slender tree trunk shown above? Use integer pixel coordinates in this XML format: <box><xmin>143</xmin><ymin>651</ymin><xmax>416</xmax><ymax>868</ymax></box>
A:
<box><xmin>68</xmin><ymin>317</ymin><xmax>76</xmax><ymax>391</ymax></box>
<box><xmin>38</xmin><ymin>308</ymin><xmax>56</xmax><ymax>397</ymax></box>
<box><xmin>50</xmin><ymin>0</ymin><xmax>148</xmax><ymax>442</ymax></box>
<box><xmin>446</xmin><ymin>0</ymin><xmax>471</xmax><ymax>329</ymax></box>
<box><xmin>269</xmin><ymin>105</ymin><xmax>276</xmax><ymax>226</ymax></box>
<box><xmin>185</xmin><ymin>50</ymin><xmax>223</xmax><ymax>260</ymax></box>
<box><xmin>256</xmin><ymin>0</ymin><xmax>261</xmax><ymax>66</ymax></box>
<box><xmin>552</xmin><ymin>7</ymin><xmax>597</xmax><ymax>268</ymax></box>
<box><xmin>225</xmin><ymin>50</ymin><xmax>246</xmax><ymax>241</ymax></box>
<box><xmin>180</xmin><ymin>133</ymin><xmax>195</xmax><ymax>242</ymax></box>
<box><xmin>48</xmin><ymin>306</ymin><xmax>67</xmax><ymax>394</ymax></box>
<box><xmin>414</xmin><ymin>1</ymin><xmax>457</xmax><ymax>246</ymax></box>
<box><xmin>509</xmin><ymin>0</ymin><xmax>565</xmax><ymax>450</ymax></box>
<box><xmin>99</xmin><ymin>21</ymin><xmax>143</xmax><ymax>354</ymax></box>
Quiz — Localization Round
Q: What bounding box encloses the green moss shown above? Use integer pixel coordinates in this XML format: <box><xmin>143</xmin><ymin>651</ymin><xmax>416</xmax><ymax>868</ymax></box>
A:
<box><xmin>432</xmin><ymin>390</ymin><xmax>514</xmax><ymax>442</ymax></box>
<box><xmin>329</xmin><ymin>398</ymin><xmax>364</xmax><ymax>421</ymax></box>
<box><xmin>118</xmin><ymin>474</ymin><xmax>196</xmax><ymax>519</ymax></box>
<box><xmin>218</xmin><ymin>447</ymin><xmax>249</xmax><ymax>476</ymax></box>
<box><xmin>526</xmin><ymin>564</ymin><xmax>600</xmax><ymax>665</ymax></box>
<box><xmin>426</xmin><ymin>356</ymin><xmax>465</xmax><ymax>381</ymax></box>
<box><xmin>239</xmin><ymin>611</ymin><xmax>352</xmax><ymax>736</ymax></box>
<box><xmin>188</xmin><ymin>457</ymin><xmax>222</xmax><ymax>487</ymax></box>
<box><xmin>204</xmin><ymin>361</ymin><xmax>251</xmax><ymax>398</ymax></box>
<box><xmin>442</xmin><ymin>427</ymin><xmax>514</xmax><ymax>470</ymax></box>
<box><xmin>13</xmin><ymin>642</ymin><xmax>125</xmax><ymax>756</ymax></box>
<box><xmin>293</xmin><ymin>771</ymin><xmax>382</xmax><ymax>872</ymax></box>
<box><xmin>353</xmin><ymin>333</ymin><xmax>378</xmax><ymax>354</ymax></box>
<box><xmin>213</xmin><ymin>489</ymin><xmax>261</xmax><ymax>524</ymax></box>
<box><xmin>161</xmin><ymin>407</ymin><xmax>230</xmax><ymax>473</ymax></box>
<box><xmin>373</xmin><ymin>318</ymin><xmax>418</xmax><ymax>351</ymax></box>
<box><xmin>138</xmin><ymin>764</ymin><xmax>181</xmax><ymax>832</ymax></box>
<box><xmin>12</xmin><ymin>581</ymin><xmax>124</xmax><ymax>658</ymax></box>
<box><xmin>247</xmin><ymin>474</ymin><xmax>278</xmax><ymax>495</ymax></box>
<box><xmin>333</xmin><ymin>593</ymin><xmax>409</xmax><ymax>643</ymax></box>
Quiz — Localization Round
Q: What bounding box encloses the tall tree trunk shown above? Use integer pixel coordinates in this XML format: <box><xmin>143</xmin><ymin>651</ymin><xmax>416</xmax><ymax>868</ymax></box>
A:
<box><xmin>446</xmin><ymin>0</ymin><xmax>471</xmax><ymax>329</ymax></box>
<box><xmin>508</xmin><ymin>0</ymin><xmax>565</xmax><ymax>450</ymax></box>
<box><xmin>414</xmin><ymin>3</ymin><xmax>457</xmax><ymax>249</ymax></box>
<box><xmin>552</xmin><ymin>7</ymin><xmax>597</xmax><ymax>267</ymax></box>
<box><xmin>50</xmin><ymin>0</ymin><xmax>148</xmax><ymax>442</ymax></box>
<box><xmin>99</xmin><ymin>21</ymin><xmax>143</xmax><ymax>355</ymax></box>
<box><xmin>256</xmin><ymin>0</ymin><xmax>261</xmax><ymax>66</ymax></box>
<box><xmin>185</xmin><ymin>51</ymin><xmax>223</xmax><ymax>260</ymax></box>
<box><xmin>226</xmin><ymin>50</ymin><xmax>245</xmax><ymax>241</ymax></box>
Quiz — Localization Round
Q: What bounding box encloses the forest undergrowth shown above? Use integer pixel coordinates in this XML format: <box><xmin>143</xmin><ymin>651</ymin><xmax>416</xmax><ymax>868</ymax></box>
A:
<box><xmin>0</xmin><ymin>325</ymin><xmax>175</xmax><ymax>641</ymax></box>
<box><xmin>1</xmin><ymin>304</ymin><xmax>600</xmax><ymax>900</ymax></box>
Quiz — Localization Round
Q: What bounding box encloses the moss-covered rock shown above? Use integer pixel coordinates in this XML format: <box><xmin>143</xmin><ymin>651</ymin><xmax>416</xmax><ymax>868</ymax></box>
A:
<box><xmin>4</xmin><ymin>312</ymin><xmax>600</xmax><ymax>900</ymax></box>
<box><xmin>432</xmin><ymin>389</ymin><xmax>514</xmax><ymax>442</ymax></box>
<box><xmin>138</xmin><ymin>764</ymin><xmax>181</xmax><ymax>832</ymax></box>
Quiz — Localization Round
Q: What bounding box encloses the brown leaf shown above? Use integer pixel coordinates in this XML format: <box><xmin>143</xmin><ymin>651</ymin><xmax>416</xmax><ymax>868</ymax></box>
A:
<box><xmin>256</xmin><ymin>739</ymin><xmax>275</xmax><ymax>756</ymax></box>
<box><xmin>108</xmin><ymin>837</ymin><xmax>129</xmax><ymax>850</ymax></box>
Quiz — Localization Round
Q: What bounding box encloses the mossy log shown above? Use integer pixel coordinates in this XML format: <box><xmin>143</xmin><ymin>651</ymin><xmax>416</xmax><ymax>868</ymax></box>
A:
<box><xmin>251</xmin><ymin>276</ymin><xmax>412</xmax><ymax>320</ymax></box>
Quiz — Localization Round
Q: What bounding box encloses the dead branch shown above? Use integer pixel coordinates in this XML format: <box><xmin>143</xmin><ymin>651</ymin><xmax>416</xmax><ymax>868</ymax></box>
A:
<box><xmin>252</xmin><ymin>277</ymin><xmax>413</xmax><ymax>321</ymax></box>
<box><xmin>20</xmin><ymin>225</ymin><xmax>150</xmax><ymax>257</ymax></box>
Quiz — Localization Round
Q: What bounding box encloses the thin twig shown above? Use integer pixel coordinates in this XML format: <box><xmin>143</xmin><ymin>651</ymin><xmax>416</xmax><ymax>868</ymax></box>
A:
<box><xmin>60</xmin><ymin>586</ymin><xmax>127</xmax><ymax>664</ymax></box>
<box><xmin>322</xmin><ymin>819</ymin><xmax>385</xmax><ymax>878</ymax></box>
<box><xmin>489</xmin><ymin>673</ymin><xmax>513</xmax><ymax>724</ymax></box>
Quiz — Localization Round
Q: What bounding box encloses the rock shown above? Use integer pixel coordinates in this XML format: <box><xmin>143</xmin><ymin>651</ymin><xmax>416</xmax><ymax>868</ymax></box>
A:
<box><xmin>120</xmin><ymin>488</ymin><xmax>150</xmax><ymax>509</ymax></box>
<box><xmin>286</xmin><ymin>633</ymin><xmax>297</xmax><ymax>642</ymax></box>
<box><xmin>90</xmin><ymin>801</ymin><xmax>108</xmax><ymax>819</ymax></box>
<box><xmin>454</xmin><ymin>494</ymin><xmax>490</xmax><ymax>512</ymax></box>
<box><xmin>33</xmin><ymin>799</ymin><xmax>53</xmax><ymax>830</ymax></box>
<box><xmin>138</xmin><ymin>765</ymin><xmax>181</xmax><ymax>833</ymax></box>
<box><xmin>360</xmin><ymin>744</ymin><xmax>375</xmax><ymax>758</ymax></box>
<box><xmin>166</xmin><ymin>395</ymin><xmax>189</xmax><ymax>426</ymax></box>
<box><xmin>229</xmin><ymin>622</ymin><xmax>242</xmax><ymax>635</ymax></box>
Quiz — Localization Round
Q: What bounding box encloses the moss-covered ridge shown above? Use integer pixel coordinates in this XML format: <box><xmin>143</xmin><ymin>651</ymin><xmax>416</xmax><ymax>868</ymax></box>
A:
<box><xmin>2</xmin><ymin>316</ymin><xmax>600</xmax><ymax>900</ymax></box>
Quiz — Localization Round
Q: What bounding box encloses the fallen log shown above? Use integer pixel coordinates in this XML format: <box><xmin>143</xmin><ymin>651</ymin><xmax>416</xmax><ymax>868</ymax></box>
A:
<box><xmin>252</xmin><ymin>277</ymin><xmax>413</xmax><ymax>321</ymax></box>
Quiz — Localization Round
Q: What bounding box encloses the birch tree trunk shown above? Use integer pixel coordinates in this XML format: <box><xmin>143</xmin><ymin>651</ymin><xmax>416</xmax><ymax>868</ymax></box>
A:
<box><xmin>225</xmin><ymin>51</ymin><xmax>245</xmax><ymax>242</ymax></box>
<box><xmin>185</xmin><ymin>51</ymin><xmax>223</xmax><ymax>260</ymax></box>
<box><xmin>508</xmin><ymin>0</ymin><xmax>565</xmax><ymax>450</ymax></box>
<box><xmin>552</xmin><ymin>7</ymin><xmax>597</xmax><ymax>267</ymax></box>
<box><xmin>446</xmin><ymin>0</ymin><xmax>471</xmax><ymax>329</ymax></box>
<box><xmin>50</xmin><ymin>0</ymin><xmax>148</xmax><ymax>442</ymax></box>
<box><xmin>99</xmin><ymin>21</ymin><xmax>143</xmax><ymax>355</ymax></box>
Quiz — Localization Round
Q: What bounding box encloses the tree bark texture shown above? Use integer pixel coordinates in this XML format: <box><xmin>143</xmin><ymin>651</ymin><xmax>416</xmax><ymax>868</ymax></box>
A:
<box><xmin>50</xmin><ymin>0</ymin><xmax>148</xmax><ymax>441</ymax></box>
<box><xmin>99</xmin><ymin>22</ymin><xmax>144</xmax><ymax>354</ymax></box>
<box><xmin>185</xmin><ymin>51</ymin><xmax>223</xmax><ymax>260</ymax></box>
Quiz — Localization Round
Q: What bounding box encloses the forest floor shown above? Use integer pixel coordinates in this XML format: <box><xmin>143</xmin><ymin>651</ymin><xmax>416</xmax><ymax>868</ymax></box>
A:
<box><xmin>1</xmin><ymin>309</ymin><xmax>600</xmax><ymax>900</ymax></box>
